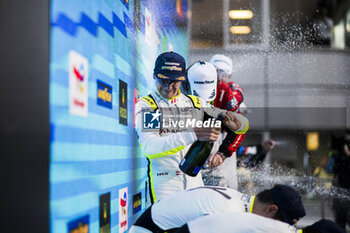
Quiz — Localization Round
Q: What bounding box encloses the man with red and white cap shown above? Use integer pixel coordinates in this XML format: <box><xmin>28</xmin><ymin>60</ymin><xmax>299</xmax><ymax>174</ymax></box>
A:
<box><xmin>135</xmin><ymin>52</ymin><xmax>249</xmax><ymax>203</ymax></box>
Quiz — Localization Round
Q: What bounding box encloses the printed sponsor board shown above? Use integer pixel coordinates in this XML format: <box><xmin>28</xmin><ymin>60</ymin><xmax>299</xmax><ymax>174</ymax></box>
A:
<box><xmin>97</xmin><ymin>80</ymin><xmax>112</xmax><ymax>109</ymax></box>
<box><xmin>69</xmin><ymin>51</ymin><xmax>88</xmax><ymax>117</ymax></box>
<box><xmin>133</xmin><ymin>192</ymin><xmax>142</xmax><ymax>214</ymax></box>
<box><xmin>99</xmin><ymin>192</ymin><xmax>111</xmax><ymax>233</ymax></box>
<box><xmin>119</xmin><ymin>187</ymin><xmax>128</xmax><ymax>232</ymax></box>
<box><xmin>119</xmin><ymin>80</ymin><xmax>128</xmax><ymax>126</ymax></box>
<box><xmin>68</xmin><ymin>215</ymin><xmax>89</xmax><ymax>233</ymax></box>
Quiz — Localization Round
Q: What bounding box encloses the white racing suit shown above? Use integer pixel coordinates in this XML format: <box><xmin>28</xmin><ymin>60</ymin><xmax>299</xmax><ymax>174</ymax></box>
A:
<box><xmin>135</xmin><ymin>89</ymin><xmax>248</xmax><ymax>203</ymax></box>
<box><xmin>203</xmin><ymin>132</ymin><xmax>239</xmax><ymax>189</ymax></box>
<box><xmin>185</xmin><ymin>212</ymin><xmax>301</xmax><ymax>233</ymax></box>
<box><xmin>129</xmin><ymin>186</ymin><xmax>256</xmax><ymax>233</ymax></box>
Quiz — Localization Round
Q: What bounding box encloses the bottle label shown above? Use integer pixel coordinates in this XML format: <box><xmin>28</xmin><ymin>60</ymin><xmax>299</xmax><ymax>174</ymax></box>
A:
<box><xmin>193</xmin><ymin>166</ymin><xmax>201</xmax><ymax>174</ymax></box>
<box><xmin>180</xmin><ymin>158</ymin><xmax>186</xmax><ymax>166</ymax></box>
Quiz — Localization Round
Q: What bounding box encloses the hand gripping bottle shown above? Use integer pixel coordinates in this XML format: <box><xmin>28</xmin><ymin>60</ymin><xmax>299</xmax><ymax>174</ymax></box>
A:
<box><xmin>179</xmin><ymin>112</ymin><xmax>216</xmax><ymax>177</ymax></box>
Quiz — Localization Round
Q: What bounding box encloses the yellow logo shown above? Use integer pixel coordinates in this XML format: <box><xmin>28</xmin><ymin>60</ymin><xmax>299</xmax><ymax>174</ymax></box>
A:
<box><xmin>176</xmin><ymin>76</ymin><xmax>185</xmax><ymax>80</ymax></box>
<box><xmin>103</xmin><ymin>203</ymin><xmax>107</xmax><ymax>219</ymax></box>
<box><xmin>70</xmin><ymin>222</ymin><xmax>88</xmax><ymax>233</ymax></box>
<box><xmin>157</xmin><ymin>73</ymin><xmax>169</xmax><ymax>79</ymax></box>
<box><xmin>133</xmin><ymin>199</ymin><xmax>141</xmax><ymax>208</ymax></box>
<box><xmin>98</xmin><ymin>88</ymin><xmax>112</xmax><ymax>103</ymax></box>
<box><xmin>120</xmin><ymin>107</ymin><xmax>127</xmax><ymax>118</ymax></box>
<box><xmin>161</xmin><ymin>66</ymin><xmax>182</xmax><ymax>71</ymax></box>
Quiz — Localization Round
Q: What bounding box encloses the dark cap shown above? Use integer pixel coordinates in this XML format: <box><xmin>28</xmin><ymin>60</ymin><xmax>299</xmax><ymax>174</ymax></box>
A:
<box><xmin>303</xmin><ymin>219</ymin><xmax>345</xmax><ymax>233</ymax></box>
<box><xmin>153</xmin><ymin>51</ymin><xmax>186</xmax><ymax>81</ymax></box>
<box><xmin>269</xmin><ymin>184</ymin><xmax>306</xmax><ymax>225</ymax></box>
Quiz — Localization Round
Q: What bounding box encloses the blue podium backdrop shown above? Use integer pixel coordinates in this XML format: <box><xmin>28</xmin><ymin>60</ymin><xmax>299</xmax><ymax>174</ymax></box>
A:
<box><xmin>49</xmin><ymin>0</ymin><xmax>188</xmax><ymax>232</ymax></box>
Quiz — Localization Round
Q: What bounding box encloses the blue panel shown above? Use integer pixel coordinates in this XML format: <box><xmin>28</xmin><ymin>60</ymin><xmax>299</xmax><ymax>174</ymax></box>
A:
<box><xmin>113</xmin><ymin>13</ymin><xmax>127</xmax><ymax>38</ymax></box>
<box><xmin>98</xmin><ymin>13</ymin><xmax>114</xmax><ymax>37</ymax></box>
<box><xmin>50</xmin><ymin>0</ymin><xmax>189</xmax><ymax>232</ymax></box>
<box><xmin>80</xmin><ymin>13</ymin><xmax>98</xmax><ymax>36</ymax></box>
<box><xmin>54</xmin><ymin>13</ymin><xmax>78</xmax><ymax>36</ymax></box>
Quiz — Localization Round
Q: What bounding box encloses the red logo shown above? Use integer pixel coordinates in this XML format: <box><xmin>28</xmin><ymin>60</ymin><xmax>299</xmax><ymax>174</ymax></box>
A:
<box><xmin>73</xmin><ymin>66</ymin><xmax>84</xmax><ymax>81</ymax></box>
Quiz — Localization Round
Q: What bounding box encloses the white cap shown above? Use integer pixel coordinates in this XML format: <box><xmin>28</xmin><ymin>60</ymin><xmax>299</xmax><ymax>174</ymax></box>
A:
<box><xmin>209</xmin><ymin>54</ymin><xmax>233</xmax><ymax>75</ymax></box>
<box><xmin>187</xmin><ymin>61</ymin><xmax>217</xmax><ymax>102</ymax></box>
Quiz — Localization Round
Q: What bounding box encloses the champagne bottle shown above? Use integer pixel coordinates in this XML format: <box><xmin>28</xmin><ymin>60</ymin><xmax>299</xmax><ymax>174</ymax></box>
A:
<box><xmin>179</xmin><ymin>111</ymin><xmax>221</xmax><ymax>177</ymax></box>
<box><xmin>179</xmin><ymin>141</ymin><xmax>214</xmax><ymax>177</ymax></box>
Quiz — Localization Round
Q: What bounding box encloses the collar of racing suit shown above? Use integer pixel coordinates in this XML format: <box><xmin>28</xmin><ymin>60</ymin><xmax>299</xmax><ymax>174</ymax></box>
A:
<box><xmin>153</xmin><ymin>86</ymin><xmax>182</xmax><ymax>103</ymax></box>
<box><xmin>244</xmin><ymin>195</ymin><xmax>256</xmax><ymax>213</ymax></box>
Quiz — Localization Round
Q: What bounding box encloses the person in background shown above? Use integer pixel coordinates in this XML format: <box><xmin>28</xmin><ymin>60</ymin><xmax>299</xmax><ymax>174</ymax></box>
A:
<box><xmin>129</xmin><ymin>184</ymin><xmax>305</xmax><ymax>233</ymax></box>
<box><xmin>332</xmin><ymin>135</ymin><xmax>350</xmax><ymax>229</ymax></box>
<box><xmin>313</xmin><ymin>156</ymin><xmax>333</xmax><ymax>190</ymax></box>
<box><xmin>237</xmin><ymin>139</ymin><xmax>275</xmax><ymax>168</ymax></box>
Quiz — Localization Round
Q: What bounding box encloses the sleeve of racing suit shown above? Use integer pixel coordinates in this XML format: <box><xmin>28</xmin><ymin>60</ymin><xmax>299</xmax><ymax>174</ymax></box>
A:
<box><xmin>201</xmin><ymin>100</ymin><xmax>249</xmax><ymax>135</ymax></box>
<box><xmin>218</xmin><ymin>88</ymin><xmax>246</xmax><ymax>157</ymax></box>
<box><xmin>218</xmin><ymin>132</ymin><xmax>246</xmax><ymax>157</ymax></box>
<box><xmin>135</xmin><ymin>100</ymin><xmax>197</xmax><ymax>159</ymax></box>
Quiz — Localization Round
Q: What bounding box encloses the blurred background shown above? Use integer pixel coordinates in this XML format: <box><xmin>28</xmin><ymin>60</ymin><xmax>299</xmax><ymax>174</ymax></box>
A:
<box><xmin>188</xmin><ymin>0</ymin><xmax>350</xmax><ymax>229</ymax></box>
<box><xmin>190</xmin><ymin>0</ymin><xmax>349</xmax><ymax>169</ymax></box>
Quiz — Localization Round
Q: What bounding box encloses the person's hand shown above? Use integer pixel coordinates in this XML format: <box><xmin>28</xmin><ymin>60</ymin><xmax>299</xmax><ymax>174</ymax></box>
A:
<box><xmin>262</xmin><ymin>139</ymin><xmax>275</xmax><ymax>152</ymax></box>
<box><xmin>221</xmin><ymin>112</ymin><xmax>241</xmax><ymax>131</ymax></box>
<box><xmin>193</xmin><ymin>126</ymin><xmax>221</xmax><ymax>142</ymax></box>
<box><xmin>208</xmin><ymin>152</ymin><xmax>226</xmax><ymax>168</ymax></box>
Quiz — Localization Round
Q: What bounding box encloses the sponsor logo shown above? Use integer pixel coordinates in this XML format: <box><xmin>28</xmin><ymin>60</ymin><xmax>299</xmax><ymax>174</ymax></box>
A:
<box><xmin>165</xmin><ymin>62</ymin><xmax>180</xmax><ymax>66</ymax></box>
<box><xmin>193</xmin><ymin>80</ymin><xmax>215</xmax><ymax>84</ymax></box>
<box><xmin>175</xmin><ymin>76</ymin><xmax>185</xmax><ymax>81</ymax></box>
<box><xmin>132</xmin><ymin>193</ymin><xmax>142</xmax><ymax>214</ymax></box>
<box><xmin>99</xmin><ymin>193</ymin><xmax>111</xmax><ymax>233</ymax></box>
<box><xmin>68</xmin><ymin>215</ymin><xmax>89</xmax><ymax>233</ymax></box>
<box><xmin>119</xmin><ymin>80</ymin><xmax>128</xmax><ymax>126</ymax></box>
<box><xmin>160</xmin><ymin>128</ymin><xmax>182</xmax><ymax>134</ymax></box>
<box><xmin>97</xmin><ymin>80</ymin><xmax>112</xmax><ymax>109</ymax></box>
<box><xmin>69</xmin><ymin>51</ymin><xmax>88</xmax><ymax>117</ymax></box>
<box><xmin>119</xmin><ymin>187</ymin><xmax>128</xmax><ymax>232</ymax></box>
<box><xmin>161</xmin><ymin>65</ymin><xmax>182</xmax><ymax>71</ymax></box>
<box><xmin>157</xmin><ymin>172</ymin><xmax>169</xmax><ymax>176</ymax></box>
<box><xmin>241</xmin><ymin>194</ymin><xmax>251</xmax><ymax>203</ymax></box>
<box><xmin>143</xmin><ymin>110</ymin><xmax>161</xmax><ymax>129</ymax></box>
<box><xmin>226</xmin><ymin>97</ymin><xmax>238</xmax><ymax>111</ymax></box>
<box><xmin>157</xmin><ymin>73</ymin><xmax>169</xmax><ymax>79</ymax></box>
